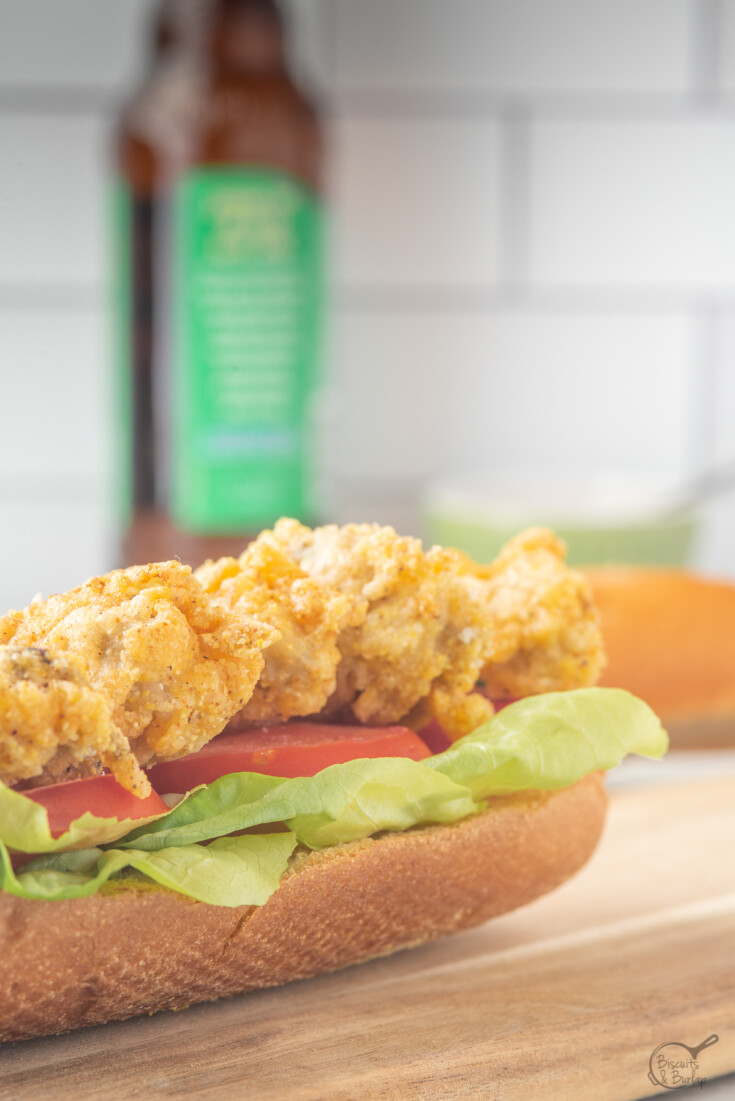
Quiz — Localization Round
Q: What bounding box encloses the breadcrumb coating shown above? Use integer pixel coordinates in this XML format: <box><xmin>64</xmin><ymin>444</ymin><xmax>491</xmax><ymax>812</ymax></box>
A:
<box><xmin>464</xmin><ymin>528</ymin><xmax>606</xmax><ymax>698</ymax></box>
<box><xmin>0</xmin><ymin>646</ymin><xmax>149</xmax><ymax>794</ymax></box>
<box><xmin>195</xmin><ymin>540</ymin><xmax>356</xmax><ymax>724</ymax></box>
<box><xmin>259</xmin><ymin>519</ymin><xmax>496</xmax><ymax>735</ymax></box>
<box><xmin>0</xmin><ymin>562</ymin><xmax>274</xmax><ymax>790</ymax></box>
<box><xmin>0</xmin><ymin>525</ymin><xmax>604</xmax><ymax>794</ymax></box>
<box><xmin>246</xmin><ymin>519</ymin><xmax>603</xmax><ymax>736</ymax></box>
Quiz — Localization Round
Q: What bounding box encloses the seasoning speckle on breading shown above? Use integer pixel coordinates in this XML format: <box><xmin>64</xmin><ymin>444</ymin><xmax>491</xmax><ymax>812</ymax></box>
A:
<box><xmin>0</xmin><ymin>562</ymin><xmax>275</xmax><ymax>791</ymax></box>
<box><xmin>0</xmin><ymin>526</ymin><xmax>604</xmax><ymax>794</ymax></box>
<box><xmin>196</xmin><ymin>539</ymin><xmax>355</xmax><ymax>725</ymax></box>
<box><xmin>0</xmin><ymin>645</ymin><xmax>148</xmax><ymax>793</ymax></box>
<box><xmin>201</xmin><ymin>520</ymin><xmax>604</xmax><ymax>738</ymax></box>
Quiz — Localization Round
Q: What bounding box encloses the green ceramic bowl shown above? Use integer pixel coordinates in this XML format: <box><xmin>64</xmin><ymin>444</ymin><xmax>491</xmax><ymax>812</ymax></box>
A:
<box><xmin>422</xmin><ymin>476</ymin><xmax>698</xmax><ymax>568</ymax></box>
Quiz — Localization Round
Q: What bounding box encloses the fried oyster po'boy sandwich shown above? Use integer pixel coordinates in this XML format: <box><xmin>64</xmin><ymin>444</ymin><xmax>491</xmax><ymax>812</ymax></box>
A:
<box><xmin>0</xmin><ymin>521</ymin><xmax>667</xmax><ymax>1042</ymax></box>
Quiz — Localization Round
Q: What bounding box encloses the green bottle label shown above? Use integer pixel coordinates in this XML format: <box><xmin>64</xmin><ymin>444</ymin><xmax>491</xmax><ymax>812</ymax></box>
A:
<box><xmin>170</xmin><ymin>168</ymin><xmax>323</xmax><ymax>533</ymax></box>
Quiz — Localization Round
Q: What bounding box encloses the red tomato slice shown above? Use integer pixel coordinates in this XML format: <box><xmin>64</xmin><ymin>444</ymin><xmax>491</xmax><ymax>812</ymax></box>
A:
<box><xmin>416</xmin><ymin>720</ymin><xmax>453</xmax><ymax>755</ymax></box>
<box><xmin>418</xmin><ymin>698</ymin><xmax>518</xmax><ymax>754</ymax></box>
<box><xmin>146</xmin><ymin>722</ymin><xmax>431</xmax><ymax>793</ymax></box>
<box><xmin>25</xmin><ymin>775</ymin><xmax>169</xmax><ymax>839</ymax></box>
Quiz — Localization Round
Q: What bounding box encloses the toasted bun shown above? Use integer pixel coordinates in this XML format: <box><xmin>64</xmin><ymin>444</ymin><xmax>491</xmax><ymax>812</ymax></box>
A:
<box><xmin>0</xmin><ymin>772</ymin><xmax>605</xmax><ymax>1042</ymax></box>
<box><xmin>586</xmin><ymin>567</ymin><xmax>735</xmax><ymax>747</ymax></box>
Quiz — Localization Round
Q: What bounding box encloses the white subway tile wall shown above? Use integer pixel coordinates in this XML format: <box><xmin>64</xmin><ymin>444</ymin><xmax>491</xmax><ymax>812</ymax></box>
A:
<box><xmin>0</xmin><ymin>309</ymin><xmax>108</xmax><ymax>483</ymax></box>
<box><xmin>0</xmin><ymin>0</ymin><xmax>151</xmax><ymax>90</ymax></box>
<box><xmin>433</xmin><ymin>312</ymin><xmax>697</xmax><ymax>479</ymax></box>
<box><xmin>719</xmin><ymin>0</ymin><xmax>735</xmax><ymax>93</ymax></box>
<box><xmin>331</xmin><ymin>310</ymin><xmax>445</xmax><ymax>483</ymax></box>
<box><xmin>332</xmin><ymin>119</ymin><xmax>504</xmax><ymax>287</ymax></box>
<box><xmin>334</xmin><ymin>309</ymin><xmax>697</xmax><ymax>482</ymax></box>
<box><xmin>701</xmin><ymin>313</ymin><xmax>735</xmax><ymax>577</ymax></box>
<box><xmin>333</xmin><ymin>0</ymin><xmax>693</xmax><ymax>94</ymax></box>
<box><xmin>529</xmin><ymin>119</ymin><xmax>735</xmax><ymax>289</ymax></box>
<box><xmin>0</xmin><ymin>500</ymin><xmax>110</xmax><ymax>614</ymax></box>
<box><xmin>0</xmin><ymin>0</ymin><xmax>734</xmax><ymax>615</ymax></box>
<box><xmin>713</xmin><ymin>316</ymin><xmax>735</xmax><ymax>468</ymax></box>
<box><xmin>0</xmin><ymin>114</ymin><xmax>107</xmax><ymax>285</ymax></box>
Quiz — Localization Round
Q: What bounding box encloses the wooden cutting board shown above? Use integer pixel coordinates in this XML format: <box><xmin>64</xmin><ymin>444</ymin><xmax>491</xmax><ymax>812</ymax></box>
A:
<box><xmin>1</xmin><ymin>777</ymin><xmax>734</xmax><ymax>1101</ymax></box>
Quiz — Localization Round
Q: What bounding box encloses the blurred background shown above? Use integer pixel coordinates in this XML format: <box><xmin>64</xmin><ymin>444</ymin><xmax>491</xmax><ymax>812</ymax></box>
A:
<box><xmin>2</xmin><ymin>0</ymin><xmax>735</xmax><ymax>612</ymax></box>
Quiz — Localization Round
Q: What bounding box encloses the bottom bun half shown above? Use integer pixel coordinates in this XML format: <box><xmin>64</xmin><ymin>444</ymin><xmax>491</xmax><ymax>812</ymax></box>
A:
<box><xmin>0</xmin><ymin>772</ymin><xmax>606</xmax><ymax>1043</ymax></box>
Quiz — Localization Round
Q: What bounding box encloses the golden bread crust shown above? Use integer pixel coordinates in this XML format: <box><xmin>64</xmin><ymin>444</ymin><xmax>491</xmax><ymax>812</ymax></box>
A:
<box><xmin>586</xmin><ymin>567</ymin><xmax>735</xmax><ymax>725</ymax></box>
<box><xmin>0</xmin><ymin>773</ymin><xmax>606</xmax><ymax>1042</ymax></box>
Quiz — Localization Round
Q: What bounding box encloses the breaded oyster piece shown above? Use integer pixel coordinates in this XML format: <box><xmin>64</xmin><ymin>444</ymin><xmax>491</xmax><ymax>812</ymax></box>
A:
<box><xmin>258</xmin><ymin>520</ymin><xmax>604</xmax><ymax>734</ymax></box>
<box><xmin>0</xmin><ymin>645</ymin><xmax>148</xmax><ymax>794</ymax></box>
<box><xmin>196</xmin><ymin>539</ymin><xmax>356</xmax><ymax>724</ymax></box>
<box><xmin>466</xmin><ymin>528</ymin><xmax>605</xmax><ymax>698</ymax></box>
<box><xmin>260</xmin><ymin>519</ymin><xmax>496</xmax><ymax>736</ymax></box>
<box><xmin>0</xmin><ymin>561</ymin><xmax>274</xmax><ymax>784</ymax></box>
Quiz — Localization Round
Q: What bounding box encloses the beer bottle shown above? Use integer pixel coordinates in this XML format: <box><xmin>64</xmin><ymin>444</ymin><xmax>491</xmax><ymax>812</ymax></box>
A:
<box><xmin>114</xmin><ymin>0</ymin><xmax>323</xmax><ymax>565</ymax></box>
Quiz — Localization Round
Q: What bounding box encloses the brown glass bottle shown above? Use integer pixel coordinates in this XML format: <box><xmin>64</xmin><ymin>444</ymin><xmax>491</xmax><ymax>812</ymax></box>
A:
<box><xmin>114</xmin><ymin>0</ymin><xmax>323</xmax><ymax>567</ymax></box>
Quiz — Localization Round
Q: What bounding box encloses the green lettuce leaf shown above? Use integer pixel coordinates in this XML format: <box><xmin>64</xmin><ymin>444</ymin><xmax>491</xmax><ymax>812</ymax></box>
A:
<box><xmin>0</xmin><ymin>781</ymin><xmax>172</xmax><ymax>854</ymax></box>
<box><xmin>118</xmin><ymin>758</ymin><xmax>479</xmax><ymax>852</ymax></box>
<box><xmin>427</xmin><ymin>687</ymin><xmax>668</xmax><ymax>798</ymax></box>
<box><xmin>0</xmin><ymin>831</ymin><xmax>297</xmax><ymax>907</ymax></box>
<box><xmin>0</xmin><ymin>687</ymin><xmax>667</xmax><ymax>907</ymax></box>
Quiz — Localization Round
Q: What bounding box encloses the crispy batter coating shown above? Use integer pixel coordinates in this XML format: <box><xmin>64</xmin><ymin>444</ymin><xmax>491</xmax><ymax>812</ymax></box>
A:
<box><xmin>0</xmin><ymin>525</ymin><xmax>604</xmax><ymax>793</ymax></box>
<box><xmin>259</xmin><ymin>519</ymin><xmax>496</xmax><ymax>735</ymax></box>
<box><xmin>464</xmin><ymin>528</ymin><xmax>606</xmax><ymax>698</ymax></box>
<box><xmin>242</xmin><ymin>519</ymin><xmax>603</xmax><ymax>736</ymax></box>
<box><xmin>0</xmin><ymin>646</ymin><xmax>150</xmax><ymax>794</ymax></box>
<box><xmin>0</xmin><ymin>562</ymin><xmax>274</xmax><ymax>789</ymax></box>
<box><xmin>195</xmin><ymin>540</ymin><xmax>355</xmax><ymax>724</ymax></box>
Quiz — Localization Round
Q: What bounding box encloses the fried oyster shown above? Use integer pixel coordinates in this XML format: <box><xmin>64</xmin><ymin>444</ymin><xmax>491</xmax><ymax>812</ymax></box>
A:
<box><xmin>465</xmin><ymin>527</ymin><xmax>605</xmax><ymax>698</ymax></box>
<box><xmin>0</xmin><ymin>561</ymin><xmax>274</xmax><ymax>791</ymax></box>
<box><xmin>0</xmin><ymin>524</ymin><xmax>604</xmax><ymax>795</ymax></box>
<box><xmin>195</xmin><ymin>539</ymin><xmax>356</xmax><ymax>724</ymax></box>
<box><xmin>258</xmin><ymin>519</ymin><xmax>497</xmax><ymax>735</ymax></box>
<box><xmin>0</xmin><ymin>646</ymin><xmax>147</xmax><ymax>794</ymax></box>
<box><xmin>201</xmin><ymin>519</ymin><xmax>603</xmax><ymax>739</ymax></box>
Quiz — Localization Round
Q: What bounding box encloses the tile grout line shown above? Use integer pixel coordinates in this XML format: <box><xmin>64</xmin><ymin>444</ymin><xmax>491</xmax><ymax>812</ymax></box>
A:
<box><xmin>334</xmin><ymin>288</ymin><xmax>735</xmax><ymax>314</ymax></box>
<box><xmin>3</xmin><ymin>285</ymin><xmax>735</xmax><ymax>315</ymax></box>
<box><xmin>8</xmin><ymin>89</ymin><xmax>735</xmax><ymax>122</ymax></box>
<box><xmin>0</xmin><ymin>480</ymin><xmax>102</xmax><ymax>503</ymax></box>
<box><xmin>0</xmin><ymin>286</ymin><xmax>104</xmax><ymax>310</ymax></box>
<box><xmin>329</xmin><ymin>92</ymin><xmax>735</xmax><ymax>121</ymax></box>
<box><xmin>687</xmin><ymin>308</ymin><xmax>722</xmax><ymax>478</ymax></box>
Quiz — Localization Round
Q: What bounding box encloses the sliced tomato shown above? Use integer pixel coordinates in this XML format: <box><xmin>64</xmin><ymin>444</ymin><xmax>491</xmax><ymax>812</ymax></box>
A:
<box><xmin>418</xmin><ymin>698</ymin><xmax>518</xmax><ymax>754</ymax></box>
<box><xmin>25</xmin><ymin>775</ymin><xmax>169</xmax><ymax>838</ymax></box>
<box><xmin>146</xmin><ymin>722</ymin><xmax>431</xmax><ymax>793</ymax></box>
<box><xmin>416</xmin><ymin>720</ymin><xmax>453</xmax><ymax>755</ymax></box>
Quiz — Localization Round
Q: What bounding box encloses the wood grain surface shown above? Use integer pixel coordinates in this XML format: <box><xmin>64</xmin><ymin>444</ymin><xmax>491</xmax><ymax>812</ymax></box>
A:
<box><xmin>1</xmin><ymin>777</ymin><xmax>734</xmax><ymax>1101</ymax></box>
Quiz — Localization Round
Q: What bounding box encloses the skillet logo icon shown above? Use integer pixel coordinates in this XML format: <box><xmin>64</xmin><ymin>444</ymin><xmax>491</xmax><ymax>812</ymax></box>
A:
<box><xmin>648</xmin><ymin>1034</ymin><xmax>719</xmax><ymax>1089</ymax></box>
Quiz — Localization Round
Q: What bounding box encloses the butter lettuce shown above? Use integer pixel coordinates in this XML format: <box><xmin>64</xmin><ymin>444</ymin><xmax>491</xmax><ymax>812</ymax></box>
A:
<box><xmin>0</xmin><ymin>759</ymin><xmax>479</xmax><ymax>905</ymax></box>
<box><xmin>0</xmin><ymin>781</ymin><xmax>171</xmax><ymax>854</ymax></box>
<box><xmin>427</xmin><ymin>687</ymin><xmax>668</xmax><ymax>798</ymax></box>
<box><xmin>0</xmin><ymin>687</ymin><xmax>667</xmax><ymax>907</ymax></box>
<box><xmin>119</xmin><ymin>758</ymin><xmax>478</xmax><ymax>852</ymax></box>
<box><xmin>0</xmin><ymin>832</ymin><xmax>297</xmax><ymax>907</ymax></box>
